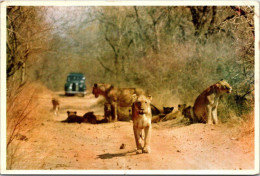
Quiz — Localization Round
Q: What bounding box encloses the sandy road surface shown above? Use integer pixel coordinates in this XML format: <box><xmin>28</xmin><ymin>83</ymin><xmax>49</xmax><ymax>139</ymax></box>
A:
<box><xmin>10</xmin><ymin>91</ymin><xmax>254</xmax><ymax>170</ymax></box>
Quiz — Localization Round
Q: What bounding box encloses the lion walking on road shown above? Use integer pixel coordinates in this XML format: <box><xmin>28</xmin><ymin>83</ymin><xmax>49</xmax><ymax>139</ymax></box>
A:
<box><xmin>52</xmin><ymin>98</ymin><xmax>60</xmax><ymax>116</ymax></box>
<box><xmin>132</xmin><ymin>94</ymin><xmax>153</xmax><ymax>154</ymax></box>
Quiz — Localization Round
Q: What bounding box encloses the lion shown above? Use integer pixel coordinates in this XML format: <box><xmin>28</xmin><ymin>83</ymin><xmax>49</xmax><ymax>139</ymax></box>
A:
<box><xmin>104</xmin><ymin>103</ymin><xmax>112</xmax><ymax>122</ymax></box>
<box><xmin>83</xmin><ymin>111</ymin><xmax>109</xmax><ymax>124</ymax></box>
<box><xmin>62</xmin><ymin>111</ymin><xmax>108</xmax><ymax>124</ymax></box>
<box><xmin>163</xmin><ymin>107</ymin><xmax>174</xmax><ymax>114</ymax></box>
<box><xmin>104</xmin><ymin>103</ymin><xmax>132</xmax><ymax>122</ymax></box>
<box><xmin>151</xmin><ymin>114</ymin><xmax>165</xmax><ymax>123</ymax></box>
<box><xmin>132</xmin><ymin>94</ymin><xmax>153</xmax><ymax>154</ymax></box>
<box><xmin>62</xmin><ymin>111</ymin><xmax>86</xmax><ymax>123</ymax></box>
<box><xmin>151</xmin><ymin>106</ymin><xmax>174</xmax><ymax>123</ymax></box>
<box><xmin>83</xmin><ymin>112</ymin><xmax>98</xmax><ymax>124</ymax></box>
<box><xmin>161</xmin><ymin>104</ymin><xmax>187</xmax><ymax>121</ymax></box>
<box><xmin>92</xmin><ymin>83</ymin><xmax>145</xmax><ymax>121</ymax></box>
<box><xmin>51</xmin><ymin>98</ymin><xmax>60</xmax><ymax>116</ymax></box>
<box><xmin>193</xmin><ymin>79</ymin><xmax>232</xmax><ymax>124</ymax></box>
<box><xmin>182</xmin><ymin>105</ymin><xmax>196</xmax><ymax>122</ymax></box>
<box><xmin>150</xmin><ymin>104</ymin><xmax>161</xmax><ymax>116</ymax></box>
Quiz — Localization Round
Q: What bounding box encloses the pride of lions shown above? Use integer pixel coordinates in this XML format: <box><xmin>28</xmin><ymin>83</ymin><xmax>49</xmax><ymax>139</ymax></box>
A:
<box><xmin>53</xmin><ymin>79</ymin><xmax>232</xmax><ymax>154</ymax></box>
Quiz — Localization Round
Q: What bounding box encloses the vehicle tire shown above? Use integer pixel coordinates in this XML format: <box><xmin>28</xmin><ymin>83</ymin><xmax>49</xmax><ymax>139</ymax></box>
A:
<box><xmin>79</xmin><ymin>93</ymin><xmax>85</xmax><ymax>97</ymax></box>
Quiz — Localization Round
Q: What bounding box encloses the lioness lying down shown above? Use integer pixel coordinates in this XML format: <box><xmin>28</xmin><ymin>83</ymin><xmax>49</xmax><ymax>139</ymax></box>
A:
<box><xmin>132</xmin><ymin>94</ymin><xmax>153</xmax><ymax>154</ymax></box>
<box><xmin>62</xmin><ymin>111</ymin><xmax>108</xmax><ymax>124</ymax></box>
<box><xmin>151</xmin><ymin>106</ymin><xmax>175</xmax><ymax>123</ymax></box>
<box><xmin>163</xmin><ymin>107</ymin><xmax>174</xmax><ymax>114</ymax></box>
<box><xmin>161</xmin><ymin>104</ymin><xmax>187</xmax><ymax>121</ymax></box>
<box><xmin>182</xmin><ymin>105</ymin><xmax>196</xmax><ymax>123</ymax></box>
<box><xmin>192</xmin><ymin>79</ymin><xmax>232</xmax><ymax>124</ymax></box>
<box><xmin>62</xmin><ymin>111</ymin><xmax>86</xmax><ymax>123</ymax></box>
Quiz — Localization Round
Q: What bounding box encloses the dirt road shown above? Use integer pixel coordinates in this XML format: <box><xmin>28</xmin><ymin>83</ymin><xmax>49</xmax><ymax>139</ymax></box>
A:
<box><xmin>10</xmin><ymin>90</ymin><xmax>254</xmax><ymax>170</ymax></box>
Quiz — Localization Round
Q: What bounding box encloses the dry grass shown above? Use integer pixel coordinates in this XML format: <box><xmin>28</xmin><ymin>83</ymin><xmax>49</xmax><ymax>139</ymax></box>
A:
<box><xmin>6</xmin><ymin>82</ymin><xmax>52</xmax><ymax>169</ymax></box>
<box><xmin>5</xmin><ymin>84</ymin><xmax>255</xmax><ymax>170</ymax></box>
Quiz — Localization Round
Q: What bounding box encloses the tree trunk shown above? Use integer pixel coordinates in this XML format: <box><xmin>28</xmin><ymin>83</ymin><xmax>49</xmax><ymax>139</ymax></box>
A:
<box><xmin>21</xmin><ymin>62</ymin><xmax>26</xmax><ymax>85</ymax></box>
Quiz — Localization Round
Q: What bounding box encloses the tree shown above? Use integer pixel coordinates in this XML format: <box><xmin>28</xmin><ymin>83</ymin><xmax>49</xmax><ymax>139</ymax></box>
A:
<box><xmin>95</xmin><ymin>7</ymin><xmax>136</xmax><ymax>82</ymax></box>
<box><xmin>7</xmin><ymin>6</ymin><xmax>51</xmax><ymax>85</ymax></box>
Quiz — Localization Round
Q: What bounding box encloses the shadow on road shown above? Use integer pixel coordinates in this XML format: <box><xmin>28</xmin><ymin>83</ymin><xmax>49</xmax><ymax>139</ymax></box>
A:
<box><xmin>157</xmin><ymin>118</ymin><xmax>192</xmax><ymax>129</ymax></box>
<box><xmin>97</xmin><ymin>150</ymin><xmax>136</xmax><ymax>159</ymax></box>
<box><xmin>58</xmin><ymin>93</ymin><xmax>65</xmax><ymax>97</ymax></box>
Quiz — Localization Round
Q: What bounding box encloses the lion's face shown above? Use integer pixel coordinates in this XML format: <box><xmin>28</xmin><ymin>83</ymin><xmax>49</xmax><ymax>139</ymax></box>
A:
<box><xmin>133</xmin><ymin>94</ymin><xmax>152</xmax><ymax>115</ymax></box>
<box><xmin>216</xmin><ymin>80</ymin><xmax>232</xmax><ymax>94</ymax></box>
<box><xmin>92</xmin><ymin>83</ymin><xmax>100</xmax><ymax>98</ymax></box>
<box><xmin>178</xmin><ymin>104</ymin><xmax>187</xmax><ymax>111</ymax></box>
<box><xmin>67</xmin><ymin>111</ymin><xmax>77</xmax><ymax>116</ymax></box>
<box><xmin>92</xmin><ymin>83</ymin><xmax>113</xmax><ymax>98</ymax></box>
<box><xmin>182</xmin><ymin>106</ymin><xmax>192</xmax><ymax>117</ymax></box>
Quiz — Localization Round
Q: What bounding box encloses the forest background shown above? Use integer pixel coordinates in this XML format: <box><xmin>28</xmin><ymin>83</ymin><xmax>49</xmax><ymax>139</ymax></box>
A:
<box><xmin>6</xmin><ymin>5</ymin><xmax>255</xmax><ymax>121</ymax></box>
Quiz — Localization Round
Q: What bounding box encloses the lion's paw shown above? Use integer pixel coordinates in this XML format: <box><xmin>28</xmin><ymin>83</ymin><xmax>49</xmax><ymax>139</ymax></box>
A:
<box><xmin>142</xmin><ymin>146</ymin><xmax>151</xmax><ymax>153</ymax></box>
<box><xmin>207</xmin><ymin>120</ymin><xmax>213</xmax><ymax>125</ymax></box>
<box><xmin>136</xmin><ymin>149</ymin><xmax>142</xmax><ymax>154</ymax></box>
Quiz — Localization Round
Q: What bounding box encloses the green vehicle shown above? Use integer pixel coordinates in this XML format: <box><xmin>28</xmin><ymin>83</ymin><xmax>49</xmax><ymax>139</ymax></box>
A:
<box><xmin>64</xmin><ymin>73</ymin><xmax>87</xmax><ymax>96</ymax></box>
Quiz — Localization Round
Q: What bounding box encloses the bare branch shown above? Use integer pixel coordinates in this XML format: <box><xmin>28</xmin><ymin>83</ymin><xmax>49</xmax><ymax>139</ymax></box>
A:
<box><xmin>97</xmin><ymin>57</ymin><xmax>115</xmax><ymax>74</ymax></box>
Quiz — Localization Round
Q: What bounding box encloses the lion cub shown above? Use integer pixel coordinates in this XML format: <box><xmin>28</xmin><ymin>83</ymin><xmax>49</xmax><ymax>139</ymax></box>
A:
<box><xmin>132</xmin><ymin>94</ymin><xmax>153</xmax><ymax>154</ymax></box>
<box><xmin>182</xmin><ymin>106</ymin><xmax>196</xmax><ymax>122</ymax></box>
<box><xmin>51</xmin><ymin>98</ymin><xmax>60</xmax><ymax>116</ymax></box>
<box><xmin>151</xmin><ymin>106</ymin><xmax>174</xmax><ymax>123</ymax></box>
<box><xmin>62</xmin><ymin>111</ymin><xmax>109</xmax><ymax>124</ymax></box>
<box><xmin>163</xmin><ymin>107</ymin><xmax>174</xmax><ymax>114</ymax></box>
<box><xmin>62</xmin><ymin>111</ymin><xmax>86</xmax><ymax>123</ymax></box>
<box><xmin>162</xmin><ymin>104</ymin><xmax>187</xmax><ymax>121</ymax></box>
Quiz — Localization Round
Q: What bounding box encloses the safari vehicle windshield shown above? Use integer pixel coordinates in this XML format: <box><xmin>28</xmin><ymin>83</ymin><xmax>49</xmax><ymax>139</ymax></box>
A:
<box><xmin>67</xmin><ymin>76</ymin><xmax>84</xmax><ymax>81</ymax></box>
